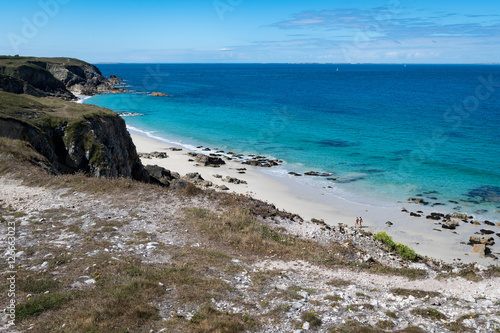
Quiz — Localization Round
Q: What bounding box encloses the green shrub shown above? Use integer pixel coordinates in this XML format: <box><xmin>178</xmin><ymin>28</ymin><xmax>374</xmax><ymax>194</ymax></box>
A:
<box><xmin>374</xmin><ymin>232</ymin><xmax>419</xmax><ymax>261</ymax></box>
<box><xmin>395</xmin><ymin>243</ymin><xmax>418</xmax><ymax>260</ymax></box>
<box><xmin>374</xmin><ymin>231</ymin><xmax>395</xmax><ymax>249</ymax></box>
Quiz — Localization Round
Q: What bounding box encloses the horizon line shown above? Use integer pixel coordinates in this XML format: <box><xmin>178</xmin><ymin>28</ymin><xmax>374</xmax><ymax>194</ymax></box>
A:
<box><xmin>93</xmin><ymin>62</ymin><xmax>500</xmax><ymax>65</ymax></box>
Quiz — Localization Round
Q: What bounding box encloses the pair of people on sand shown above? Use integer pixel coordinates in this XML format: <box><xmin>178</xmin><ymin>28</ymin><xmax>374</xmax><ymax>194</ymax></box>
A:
<box><xmin>355</xmin><ymin>216</ymin><xmax>363</xmax><ymax>228</ymax></box>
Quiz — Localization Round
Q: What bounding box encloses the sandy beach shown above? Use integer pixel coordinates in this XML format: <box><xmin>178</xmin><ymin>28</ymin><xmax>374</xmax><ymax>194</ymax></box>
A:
<box><xmin>130</xmin><ymin>132</ymin><xmax>498</xmax><ymax>266</ymax></box>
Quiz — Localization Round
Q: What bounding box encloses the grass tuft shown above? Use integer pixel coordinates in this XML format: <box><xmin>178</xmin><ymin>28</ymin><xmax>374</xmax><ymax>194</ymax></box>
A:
<box><xmin>411</xmin><ymin>308</ymin><xmax>447</xmax><ymax>320</ymax></box>
<box><xmin>301</xmin><ymin>311</ymin><xmax>322</xmax><ymax>328</ymax></box>
<box><xmin>16</xmin><ymin>292</ymin><xmax>76</xmax><ymax>322</ymax></box>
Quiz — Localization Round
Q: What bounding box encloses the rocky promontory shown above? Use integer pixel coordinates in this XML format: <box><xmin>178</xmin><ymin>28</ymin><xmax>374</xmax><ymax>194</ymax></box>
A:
<box><xmin>0</xmin><ymin>56</ymin><xmax>123</xmax><ymax>100</ymax></box>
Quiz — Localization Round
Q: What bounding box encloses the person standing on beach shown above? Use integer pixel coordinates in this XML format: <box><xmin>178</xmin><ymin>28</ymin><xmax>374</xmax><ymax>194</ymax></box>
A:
<box><xmin>355</xmin><ymin>217</ymin><xmax>359</xmax><ymax>228</ymax></box>
<box><xmin>359</xmin><ymin>217</ymin><xmax>363</xmax><ymax>228</ymax></box>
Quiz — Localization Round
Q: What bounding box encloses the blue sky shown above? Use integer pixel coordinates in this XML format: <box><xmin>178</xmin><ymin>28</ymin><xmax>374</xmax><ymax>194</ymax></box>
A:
<box><xmin>1</xmin><ymin>0</ymin><xmax>499</xmax><ymax>63</ymax></box>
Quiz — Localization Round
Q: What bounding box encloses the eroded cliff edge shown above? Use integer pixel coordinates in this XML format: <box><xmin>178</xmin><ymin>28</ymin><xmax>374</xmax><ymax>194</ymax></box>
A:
<box><xmin>0</xmin><ymin>90</ymin><xmax>148</xmax><ymax>181</ymax></box>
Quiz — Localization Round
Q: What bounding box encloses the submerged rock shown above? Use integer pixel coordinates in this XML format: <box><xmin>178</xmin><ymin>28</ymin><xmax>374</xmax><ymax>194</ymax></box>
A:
<box><xmin>304</xmin><ymin>171</ymin><xmax>333</xmax><ymax>176</ymax></box>
<box><xmin>408</xmin><ymin>197</ymin><xmax>429</xmax><ymax>205</ymax></box>
<box><xmin>150</xmin><ymin>92</ymin><xmax>172</xmax><ymax>97</ymax></box>
<box><xmin>467</xmin><ymin>185</ymin><xmax>500</xmax><ymax>203</ymax></box>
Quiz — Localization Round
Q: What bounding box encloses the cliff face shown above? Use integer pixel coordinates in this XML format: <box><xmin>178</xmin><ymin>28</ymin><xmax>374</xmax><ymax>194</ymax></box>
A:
<box><xmin>0</xmin><ymin>64</ymin><xmax>74</xmax><ymax>100</ymax></box>
<box><xmin>0</xmin><ymin>56</ymin><xmax>122</xmax><ymax>100</ymax></box>
<box><xmin>0</xmin><ymin>73</ymin><xmax>47</xmax><ymax>97</ymax></box>
<box><xmin>62</xmin><ymin>115</ymin><xmax>149</xmax><ymax>180</ymax></box>
<box><xmin>0</xmin><ymin>91</ymin><xmax>148</xmax><ymax>182</ymax></box>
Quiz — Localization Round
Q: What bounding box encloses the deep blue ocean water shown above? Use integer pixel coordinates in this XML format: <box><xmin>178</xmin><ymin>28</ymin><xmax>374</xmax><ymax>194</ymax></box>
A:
<box><xmin>84</xmin><ymin>64</ymin><xmax>500</xmax><ymax>219</ymax></box>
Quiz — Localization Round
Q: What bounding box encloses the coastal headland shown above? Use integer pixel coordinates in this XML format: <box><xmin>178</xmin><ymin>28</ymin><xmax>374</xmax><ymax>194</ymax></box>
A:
<box><xmin>0</xmin><ymin>56</ymin><xmax>499</xmax><ymax>332</ymax></box>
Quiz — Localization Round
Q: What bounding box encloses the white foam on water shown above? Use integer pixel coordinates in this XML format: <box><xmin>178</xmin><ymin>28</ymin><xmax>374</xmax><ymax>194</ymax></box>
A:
<box><xmin>74</xmin><ymin>95</ymin><xmax>92</xmax><ymax>104</ymax></box>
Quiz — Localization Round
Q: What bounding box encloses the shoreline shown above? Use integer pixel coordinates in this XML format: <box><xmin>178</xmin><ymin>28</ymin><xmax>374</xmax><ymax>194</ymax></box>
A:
<box><xmin>129</xmin><ymin>130</ymin><xmax>499</xmax><ymax>266</ymax></box>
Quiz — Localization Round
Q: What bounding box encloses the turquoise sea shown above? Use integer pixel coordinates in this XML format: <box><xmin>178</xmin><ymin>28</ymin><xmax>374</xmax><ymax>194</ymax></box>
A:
<box><xmin>84</xmin><ymin>64</ymin><xmax>500</xmax><ymax>220</ymax></box>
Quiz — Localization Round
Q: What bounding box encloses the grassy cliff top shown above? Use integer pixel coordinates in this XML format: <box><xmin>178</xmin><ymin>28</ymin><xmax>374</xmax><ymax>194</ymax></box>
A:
<box><xmin>0</xmin><ymin>90</ymin><xmax>116</xmax><ymax>128</ymax></box>
<box><xmin>0</xmin><ymin>55</ymin><xmax>93</xmax><ymax>68</ymax></box>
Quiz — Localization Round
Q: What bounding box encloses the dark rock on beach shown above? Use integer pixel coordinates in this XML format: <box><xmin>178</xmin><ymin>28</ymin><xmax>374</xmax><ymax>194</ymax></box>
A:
<box><xmin>442</xmin><ymin>220</ymin><xmax>459</xmax><ymax>230</ymax></box>
<box><xmin>467</xmin><ymin>236</ymin><xmax>494</xmax><ymax>246</ymax></box>
<box><xmin>472</xmin><ymin>244</ymin><xmax>489</xmax><ymax>256</ymax></box>
<box><xmin>139</xmin><ymin>151</ymin><xmax>168</xmax><ymax>159</ymax></box>
<box><xmin>452</xmin><ymin>212</ymin><xmax>470</xmax><ymax>219</ymax></box>
<box><xmin>223</xmin><ymin>176</ymin><xmax>247</xmax><ymax>185</ymax></box>
<box><xmin>481</xmin><ymin>237</ymin><xmax>495</xmax><ymax>246</ymax></box>
<box><xmin>468</xmin><ymin>236</ymin><xmax>481</xmax><ymax>245</ymax></box>
<box><xmin>145</xmin><ymin>165</ymin><xmax>179</xmax><ymax>187</ymax></box>
<box><xmin>188</xmin><ymin>153</ymin><xmax>226</xmax><ymax>167</ymax></box>
<box><xmin>426</xmin><ymin>213</ymin><xmax>444</xmax><ymax>220</ymax></box>
<box><xmin>242</xmin><ymin>158</ymin><xmax>280</xmax><ymax>167</ymax></box>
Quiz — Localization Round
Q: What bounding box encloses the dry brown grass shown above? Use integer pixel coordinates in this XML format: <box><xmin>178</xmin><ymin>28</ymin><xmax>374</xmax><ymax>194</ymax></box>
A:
<box><xmin>16</xmin><ymin>253</ymin><xmax>235</xmax><ymax>332</ymax></box>
<box><xmin>162</xmin><ymin>304</ymin><xmax>260</xmax><ymax>333</ymax></box>
<box><xmin>0</xmin><ymin>140</ymin><xmax>51</xmax><ymax>176</ymax></box>
<box><xmin>391</xmin><ymin>288</ymin><xmax>441</xmax><ymax>299</ymax></box>
<box><xmin>183</xmin><ymin>207</ymin><xmax>340</xmax><ymax>264</ymax></box>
